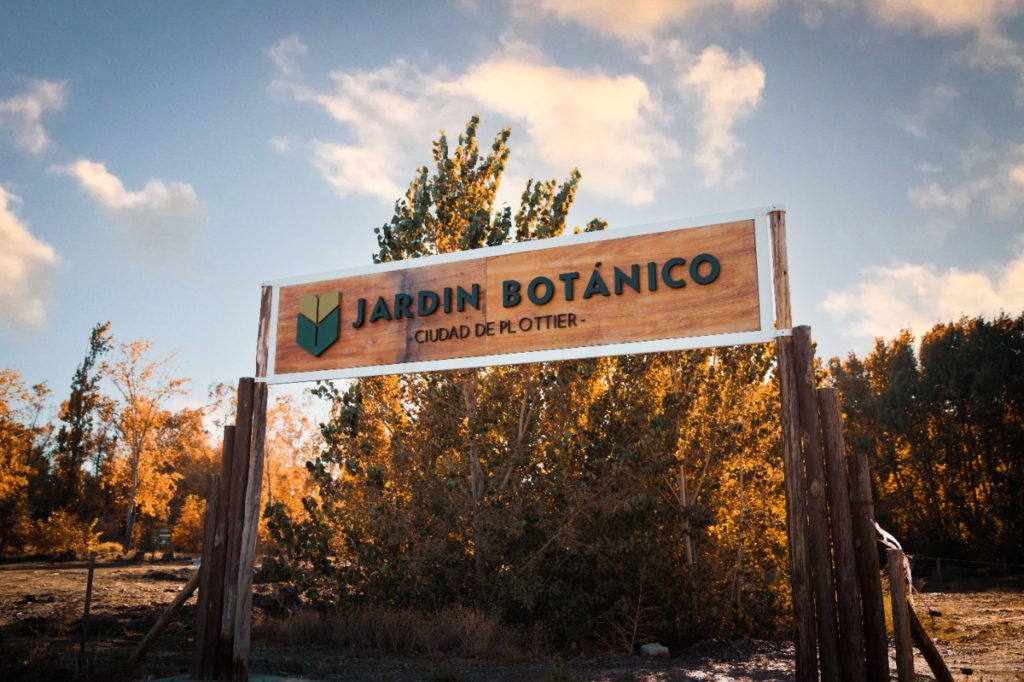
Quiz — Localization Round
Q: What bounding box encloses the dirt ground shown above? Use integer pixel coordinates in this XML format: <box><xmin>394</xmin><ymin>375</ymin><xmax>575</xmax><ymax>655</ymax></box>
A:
<box><xmin>0</xmin><ymin>559</ymin><xmax>1021</xmax><ymax>681</ymax></box>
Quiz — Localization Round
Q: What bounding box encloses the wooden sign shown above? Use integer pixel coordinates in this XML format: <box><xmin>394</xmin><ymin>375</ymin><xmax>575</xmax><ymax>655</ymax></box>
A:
<box><xmin>263</xmin><ymin>209</ymin><xmax>779</xmax><ymax>383</ymax></box>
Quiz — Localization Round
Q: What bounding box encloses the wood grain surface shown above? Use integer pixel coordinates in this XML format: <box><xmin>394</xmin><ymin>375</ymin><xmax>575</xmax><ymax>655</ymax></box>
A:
<box><xmin>273</xmin><ymin>220</ymin><xmax>761</xmax><ymax>375</ymax></box>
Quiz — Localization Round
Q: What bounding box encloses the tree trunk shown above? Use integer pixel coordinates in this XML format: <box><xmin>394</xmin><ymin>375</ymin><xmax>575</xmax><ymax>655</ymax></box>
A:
<box><xmin>733</xmin><ymin>449</ymin><xmax>745</xmax><ymax>616</ymax></box>
<box><xmin>123</xmin><ymin>504</ymin><xmax>135</xmax><ymax>553</ymax></box>
<box><xmin>462</xmin><ymin>375</ymin><xmax>486</xmax><ymax>605</ymax></box>
<box><xmin>123</xmin><ymin>444</ymin><xmax>141</xmax><ymax>552</ymax></box>
<box><xmin>264</xmin><ymin>451</ymin><xmax>273</xmax><ymax>510</ymax></box>
<box><xmin>678</xmin><ymin>464</ymin><xmax>695</xmax><ymax>566</ymax></box>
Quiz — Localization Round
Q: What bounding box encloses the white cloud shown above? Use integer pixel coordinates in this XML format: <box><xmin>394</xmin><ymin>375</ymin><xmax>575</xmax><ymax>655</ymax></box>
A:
<box><xmin>909</xmin><ymin>143</ymin><xmax>1024</xmax><ymax>217</ymax></box>
<box><xmin>959</xmin><ymin>31</ymin><xmax>1024</xmax><ymax>105</ymax></box>
<box><xmin>680</xmin><ymin>45</ymin><xmax>765</xmax><ymax>187</ymax></box>
<box><xmin>0</xmin><ymin>80</ymin><xmax>65</xmax><ymax>154</ymax></box>
<box><xmin>269</xmin><ymin>38</ymin><xmax>445</xmax><ymax>201</ymax></box>
<box><xmin>866</xmin><ymin>0</ymin><xmax>1023</xmax><ymax>34</ymax></box>
<box><xmin>269</xmin><ymin>34</ymin><xmax>307</xmax><ymax>83</ymax></box>
<box><xmin>909</xmin><ymin>181</ymin><xmax>974</xmax><ymax>212</ymax></box>
<box><xmin>898</xmin><ymin>84</ymin><xmax>958</xmax><ymax>139</ymax></box>
<box><xmin>450</xmin><ymin>45</ymin><xmax>675</xmax><ymax>203</ymax></box>
<box><xmin>53</xmin><ymin>159</ymin><xmax>200</xmax><ymax>246</ymax></box>
<box><xmin>55</xmin><ymin>159</ymin><xmax>198</xmax><ymax>214</ymax></box>
<box><xmin>270</xmin><ymin>37</ymin><xmax>677</xmax><ymax>205</ymax></box>
<box><xmin>822</xmin><ymin>249</ymin><xmax>1024</xmax><ymax>342</ymax></box>
<box><xmin>868</xmin><ymin>0</ymin><xmax>1024</xmax><ymax>100</ymax></box>
<box><xmin>795</xmin><ymin>0</ymin><xmax>855</xmax><ymax>28</ymax></box>
<box><xmin>274</xmin><ymin>52</ymin><xmax>452</xmax><ymax>202</ymax></box>
<box><xmin>0</xmin><ymin>186</ymin><xmax>57</xmax><ymax>328</ymax></box>
<box><xmin>269</xmin><ymin>135</ymin><xmax>297</xmax><ymax>154</ymax></box>
<box><xmin>311</xmin><ymin>138</ymin><xmax>405</xmax><ymax>201</ymax></box>
<box><xmin>528</xmin><ymin>0</ymin><xmax>776</xmax><ymax>43</ymax></box>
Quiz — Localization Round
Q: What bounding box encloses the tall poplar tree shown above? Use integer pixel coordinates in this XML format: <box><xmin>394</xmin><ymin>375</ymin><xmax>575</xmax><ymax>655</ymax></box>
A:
<box><xmin>371</xmin><ymin>115</ymin><xmax>605</xmax><ymax>602</ymax></box>
<box><xmin>53</xmin><ymin>322</ymin><xmax>113</xmax><ymax>514</ymax></box>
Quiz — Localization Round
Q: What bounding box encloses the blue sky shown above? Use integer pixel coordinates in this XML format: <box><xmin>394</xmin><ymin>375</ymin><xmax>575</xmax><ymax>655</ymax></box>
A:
<box><xmin>2</xmin><ymin>1</ymin><xmax>1023</xmax><ymax>405</ymax></box>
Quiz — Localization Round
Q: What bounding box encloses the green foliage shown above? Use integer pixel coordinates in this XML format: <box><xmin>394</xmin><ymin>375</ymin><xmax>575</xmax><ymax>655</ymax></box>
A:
<box><xmin>830</xmin><ymin>313</ymin><xmax>1024</xmax><ymax>562</ymax></box>
<box><xmin>373</xmin><ymin>114</ymin><xmax>605</xmax><ymax>264</ymax></box>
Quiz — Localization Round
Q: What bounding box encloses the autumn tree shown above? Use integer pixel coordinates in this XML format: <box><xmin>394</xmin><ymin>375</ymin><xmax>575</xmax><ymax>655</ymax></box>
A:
<box><xmin>0</xmin><ymin>370</ymin><xmax>50</xmax><ymax>556</ymax></box>
<box><xmin>374</xmin><ymin>115</ymin><xmax>604</xmax><ymax>602</ymax></box>
<box><xmin>104</xmin><ymin>340</ymin><xmax>188</xmax><ymax>551</ymax></box>
<box><xmin>259</xmin><ymin>394</ymin><xmax>321</xmax><ymax>542</ymax></box>
<box><xmin>830</xmin><ymin>313</ymin><xmax>1024</xmax><ymax>562</ymax></box>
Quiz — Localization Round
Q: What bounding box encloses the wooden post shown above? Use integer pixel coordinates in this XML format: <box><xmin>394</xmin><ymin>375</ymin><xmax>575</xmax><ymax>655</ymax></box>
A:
<box><xmin>887</xmin><ymin>549</ymin><xmax>914</xmax><ymax>682</ymax></box>
<box><xmin>202</xmin><ymin>427</ymin><xmax>235</xmax><ymax>679</ymax></box>
<box><xmin>77</xmin><ymin>554</ymin><xmax>95</xmax><ymax>675</ymax></box>
<box><xmin>127</xmin><ymin>570</ymin><xmax>200</xmax><ymax>671</ymax></box>
<box><xmin>770</xmin><ymin>210</ymin><xmax>791</xmax><ymax>330</ymax></box>
<box><xmin>254</xmin><ymin>285</ymin><xmax>272</xmax><ymax>378</ymax></box>
<box><xmin>770</xmin><ymin>210</ymin><xmax>818</xmax><ymax>682</ymax></box>
<box><xmin>909</xmin><ymin>604</ymin><xmax>954</xmax><ymax>682</ymax></box>
<box><xmin>848</xmin><ymin>452</ymin><xmax>888</xmax><ymax>682</ymax></box>
<box><xmin>219</xmin><ymin>378</ymin><xmax>255</xmax><ymax>679</ymax></box>
<box><xmin>232</xmin><ymin>285</ymin><xmax>273</xmax><ymax>682</ymax></box>
<box><xmin>792</xmin><ymin>326</ymin><xmax>841</xmax><ymax>681</ymax></box>
<box><xmin>192</xmin><ymin>474</ymin><xmax>220</xmax><ymax>678</ymax></box>
<box><xmin>776</xmin><ymin>336</ymin><xmax>818</xmax><ymax>682</ymax></box>
<box><xmin>231</xmin><ymin>382</ymin><xmax>268</xmax><ymax>681</ymax></box>
<box><xmin>817</xmin><ymin>388</ymin><xmax>866</xmax><ymax>682</ymax></box>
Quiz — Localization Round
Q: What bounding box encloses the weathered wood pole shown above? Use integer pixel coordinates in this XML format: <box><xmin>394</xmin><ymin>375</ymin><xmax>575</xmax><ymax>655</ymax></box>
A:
<box><xmin>792</xmin><ymin>326</ymin><xmax>841</xmax><ymax>681</ymax></box>
<box><xmin>887</xmin><ymin>548</ymin><xmax>915</xmax><ymax>682</ymax></box>
<box><xmin>909</xmin><ymin>605</ymin><xmax>954</xmax><ymax>682</ymax></box>
<box><xmin>191</xmin><ymin>473</ymin><xmax>220</xmax><ymax>678</ymax></box>
<box><xmin>817</xmin><ymin>388</ymin><xmax>866</xmax><ymax>682</ymax></box>
<box><xmin>769</xmin><ymin>210</ymin><xmax>792</xmax><ymax>332</ymax></box>
<box><xmin>201</xmin><ymin>427</ymin><xmax>235</xmax><ymax>679</ymax></box>
<box><xmin>231</xmin><ymin>380</ymin><xmax>268</xmax><ymax>681</ymax></box>
<box><xmin>847</xmin><ymin>452</ymin><xmax>888</xmax><ymax>681</ymax></box>
<box><xmin>231</xmin><ymin>285</ymin><xmax>273</xmax><ymax>682</ymax></box>
<box><xmin>776</xmin><ymin>336</ymin><xmax>819</xmax><ymax>682</ymax></box>
<box><xmin>219</xmin><ymin>378</ymin><xmax>255</xmax><ymax>679</ymax></box>
<box><xmin>770</xmin><ymin>210</ymin><xmax>818</xmax><ymax>682</ymax></box>
<box><xmin>254</xmin><ymin>285</ymin><xmax>272</xmax><ymax>380</ymax></box>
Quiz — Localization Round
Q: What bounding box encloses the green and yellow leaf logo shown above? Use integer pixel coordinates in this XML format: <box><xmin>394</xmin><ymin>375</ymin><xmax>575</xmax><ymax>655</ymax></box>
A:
<box><xmin>296</xmin><ymin>292</ymin><xmax>340</xmax><ymax>357</ymax></box>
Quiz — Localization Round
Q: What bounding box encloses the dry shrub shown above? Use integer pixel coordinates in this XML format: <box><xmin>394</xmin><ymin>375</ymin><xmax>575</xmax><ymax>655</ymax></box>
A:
<box><xmin>29</xmin><ymin>510</ymin><xmax>100</xmax><ymax>559</ymax></box>
<box><xmin>94</xmin><ymin>541</ymin><xmax>124</xmax><ymax>559</ymax></box>
<box><xmin>254</xmin><ymin>605</ymin><xmax>543</xmax><ymax>658</ymax></box>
